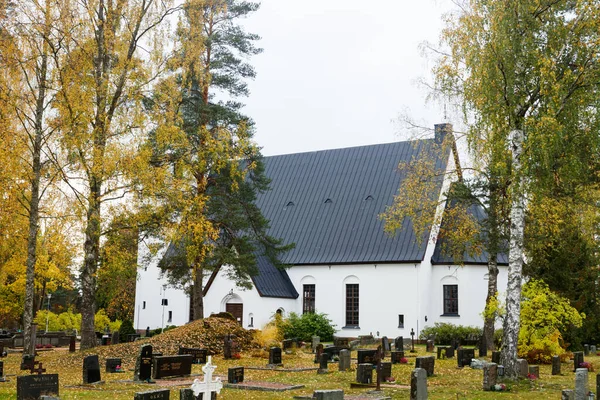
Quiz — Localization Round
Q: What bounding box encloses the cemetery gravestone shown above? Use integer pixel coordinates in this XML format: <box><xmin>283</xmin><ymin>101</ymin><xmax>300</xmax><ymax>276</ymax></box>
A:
<box><xmin>282</xmin><ymin>339</ymin><xmax>294</xmax><ymax>350</ymax></box>
<box><xmin>17</xmin><ymin>374</ymin><xmax>59</xmax><ymax>400</ymax></box>
<box><xmin>415</xmin><ymin>356</ymin><xmax>435</xmax><ymax>376</ymax></box>
<box><xmin>83</xmin><ymin>355</ymin><xmax>101</xmax><ymax>384</ymax></box>
<box><xmin>338</xmin><ymin>349</ymin><xmax>351</xmax><ymax>372</ymax></box>
<box><xmin>191</xmin><ymin>357</ymin><xmax>223</xmax><ymax>400</ymax></box>
<box><xmin>410</xmin><ymin>368</ymin><xmax>427</xmax><ymax>400</ymax></box>
<box><xmin>597</xmin><ymin>373</ymin><xmax>600</xmax><ymax>399</ymax></box>
<box><xmin>314</xmin><ymin>344</ymin><xmax>324</xmax><ymax>363</ymax></box>
<box><xmin>436</xmin><ymin>346</ymin><xmax>447</xmax><ymax>360</ymax></box>
<box><xmin>313</xmin><ymin>390</ymin><xmax>344</xmax><ymax>400</ymax></box>
<box><xmin>426</xmin><ymin>340</ymin><xmax>434</xmax><ymax>352</ymax></box>
<box><xmin>457</xmin><ymin>348</ymin><xmax>475</xmax><ymax>368</ymax></box>
<box><xmin>479</xmin><ymin>337</ymin><xmax>487</xmax><ymax>357</ymax></box>
<box><xmin>381</xmin><ymin>362</ymin><xmax>392</xmax><ymax>381</ymax></box>
<box><xmin>269</xmin><ymin>347</ymin><xmax>282</xmax><ymax>366</ymax></box>
<box><xmin>552</xmin><ymin>355</ymin><xmax>562</xmax><ymax>375</ymax></box>
<box><xmin>562</xmin><ymin>389</ymin><xmax>574</xmax><ymax>400</ymax></box>
<box><xmin>0</xmin><ymin>360</ymin><xmax>4</xmax><ymax>382</ymax></box>
<box><xmin>134</xmin><ymin>344</ymin><xmax>153</xmax><ymax>382</ymax></box>
<box><xmin>322</xmin><ymin>346</ymin><xmax>341</xmax><ymax>360</ymax></box>
<box><xmin>69</xmin><ymin>336</ymin><xmax>76</xmax><ymax>352</ymax></box>
<box><xmin>318</xmin><ymin>353</ymin><xmax>329</xmax><ymax>374</ymax></box>
<box><xmin>591</xmin><ymin>345</ymin><xmax>597</xmax><ymax>354</ymax></box>
<box><xmin>517</xmin><ymin>359</ymin><xmax>529</xmax><ymax>378</ymax></box>
<box><xmin>394</xmin><ymin>336</ymin><xmax>404</xmax><ymax>350</ymax></box>
<box><xmin>357</xmin><ymin>349</ymin><xmax>377</xmax><ymax>365</ymax></box>
<box><xmin>573</xmin><ymin>351</ymin><xmax>584</xmax><ymax>372</ymax></box>
<box><xmin>391</xmin><ymin>351</ymin><xmax>404</xmax><ymax>364</ymax></box>
<box><xmin>134</xmin><ymin>389</ymin><xmax>170</xmax><ymax>400</ymax></box>
<box><xmin>223</xmin><ymin>335</ymin><xmax>233</xmax><ymax>360</ymax></box>
<box><xmin>111</xmin><ymin>331</ymin><xmax>119</xmax><ymax>345</ymax></box>
<box><xmin>584</xmin><ymin>344</ymin><xmax>589</xmax><ymax>356</ymax></box>
<box><xmin>228</xmin><ymin>367</ymin><xmax>244</xmax><ymax>384</ymax></box>
<box><xmin>334</xmin><ymin>337</ymin><xmax>350</xmax><ymax>348</ymax></box>
<box><xmin>21</xmin><ymin>354</ymin><xmax>35</xmax><ymax>371</ymax></box>
<box><xmin>180</xmin><ymin>388</ymin><xmax>216</xmax><ymax>400</ymax></box>
<box><xmin>153</xmin><ymin>355</ymin><xmax>193</xmax><ymax>379</ymax></box>
<box><xmin>529</xmin><ymin>365</ymin><xmax>540</xmax><ymax>379</ymax></box>
<box><xmin>382</xmin><ymin>336</ymin><xmax>390</xmax><ymax>353</ymax></box>
<box><xmin>575</xmin><ymin>368</ymin><xmax>589</xmax><ymax>400</ymax></box>
<box><xmin>0</xmin><ymin>344</ymin><xmax>4</xmax><ymax>358</ymax></box>
<box><xmin>359</xmin><ymin>335</ymin><xmax>374</xmax><ymax>345</ymax></box>
<box><xmin>312</xmin><ymin>336</ymin><xmax>320</xmax><ymax>353</ymax></box>
<box><xmin>491</xmin><ymin>351</ymin><xmax>501</xmax><ymax>364</ymax></box>
<box><xmin>483</xmin><ymin>362</ymin><xmax>497</xmax><ymax>391</ymax></box>
<box><xmin>356</xmin><ymin>363</ymin><xmax>372</xmax><ymax>384</ymax></box>
<box><xmin>179</xmin><ymin>347</ymin><xmax>208</xmax><ymax>364</ymax></box>
<box><xmin>106</xmin><ymin>358</ymin><xmax>122</xmax><ymax>373</ymax></box>
<box><xmin>445</xmin><ymin>346</ymin><xmax>455</xmax><ymax>358</ymax></box>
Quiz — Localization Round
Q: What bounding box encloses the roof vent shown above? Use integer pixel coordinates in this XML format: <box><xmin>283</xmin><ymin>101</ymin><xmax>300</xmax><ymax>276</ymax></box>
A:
<box><xmin>285</xmin><ymin>201</ymin><xmax>295</xmax><ymax>207</ymax></box>
<box><xmin>365</xmin><ymin>195</ymin><xmax>374</xmax><ymax>201</ymax></box>
<box><xmin>324</xmin><ymin>198</ymin><xmax>332</xmax><ymax>204</ymax></box>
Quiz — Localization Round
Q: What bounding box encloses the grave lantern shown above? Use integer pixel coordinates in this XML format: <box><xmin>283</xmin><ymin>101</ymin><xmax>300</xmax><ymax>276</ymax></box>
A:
<box><xmin>410</xmin><ymin>328</ymin><xmax>415</xmax><ymax>353</ymax></box>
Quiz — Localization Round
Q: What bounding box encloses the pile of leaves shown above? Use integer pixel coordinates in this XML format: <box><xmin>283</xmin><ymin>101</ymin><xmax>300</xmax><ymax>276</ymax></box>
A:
<box><xmin>56</xmin><ymin>315</ymin><xmax>257</xmax><ymax>368</ymax></box>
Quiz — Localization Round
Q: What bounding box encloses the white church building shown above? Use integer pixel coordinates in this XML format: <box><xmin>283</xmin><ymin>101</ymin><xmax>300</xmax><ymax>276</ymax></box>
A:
<box><xmin>134</xmin><ymin>124</ymin><xmax>508</xmax><ymax>338</ymax></box>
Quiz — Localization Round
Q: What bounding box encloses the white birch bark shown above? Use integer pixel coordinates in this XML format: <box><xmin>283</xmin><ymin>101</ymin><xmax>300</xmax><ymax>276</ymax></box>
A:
<box><xmin>501</xmin><ymin>129</ymin><xmax>525</xmax><ymax>378</ymax></box>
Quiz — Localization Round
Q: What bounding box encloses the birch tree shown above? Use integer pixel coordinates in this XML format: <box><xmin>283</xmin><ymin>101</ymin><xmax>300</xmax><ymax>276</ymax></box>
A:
<box><xmin>434</xmin><ymin>0</ymin><xmax>600</xmax><ymax>377</ymax></box>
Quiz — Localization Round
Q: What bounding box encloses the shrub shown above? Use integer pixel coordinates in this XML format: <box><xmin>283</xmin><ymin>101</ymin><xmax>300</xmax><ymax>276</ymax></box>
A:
<box><xmin>254</xmin><ymin>323</ymin><xmax>281</xmax><ymax>349</ymax></box>
<box><xmin>119</xmin><ymin>319</ymin><xmax>136</xmax><ymax>336</ymax></box>
<box><xmin>419</xmin><ymin>323</ymin><xmax>482</xmax><ymax>344</ymax></box>
<box><xmin>280</xmin><ymin>312</ymin><xmax>336</xmax><ymax>342</ymax></box>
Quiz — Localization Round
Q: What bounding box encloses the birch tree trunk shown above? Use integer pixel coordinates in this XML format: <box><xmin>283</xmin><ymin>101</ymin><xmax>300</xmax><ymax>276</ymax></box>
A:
<box><xmin>501</xmin><ymin>129</ymin><xmax>525</xmax><ymax>378</ymax></box>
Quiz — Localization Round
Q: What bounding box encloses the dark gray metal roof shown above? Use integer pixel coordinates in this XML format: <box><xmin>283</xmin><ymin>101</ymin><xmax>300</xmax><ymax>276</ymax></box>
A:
<box><xmin>251</xmin><ymin>255</ymin><xmax>299</xmax><ymax>298</ymax></box>
<box><xmin>431</xmin><ymin>202</ymin><xmax>509</xmax><ymax>265</ymax></box>
<box><xmin>258</xmin><ymin>139</ymin><xmax>450</xmax><ymax>265</ymax></box>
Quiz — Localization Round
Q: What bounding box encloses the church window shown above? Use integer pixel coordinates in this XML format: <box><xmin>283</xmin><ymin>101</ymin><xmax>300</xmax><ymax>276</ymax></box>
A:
<box><xmin>303</xmin><ymin>284</ymin><xmax>316</xmax><ymax>314</ymax></box>
<box><xmin>398</xmin><ymin>314</ymin><xmax>404</xmax><ymax>328</ymax></box>
<box><xmin>161</xmin><ymin>298</ymin><xmax>168</xmax><ymax>306</ymax></box>
<box><xmin>142</xmin><ymin>301</ymin><xmax>146</xmax><ymax>309</ymax></box>
<box><xmin>168</xmin><ymin>311</ymin><xmax>172</xmax><ymax>323</ymax></box>
<box><xmin>443</xmin><ymin>285</ymin><xmax>458</xmax><ymax>315</ymax></box>
<box><xmin>345</xmin><ymin>284</ymin><xmax>359</xmax><ymax>327</ymax></box>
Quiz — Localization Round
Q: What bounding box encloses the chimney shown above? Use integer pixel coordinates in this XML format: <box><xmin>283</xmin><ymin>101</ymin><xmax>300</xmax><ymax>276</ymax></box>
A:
<box><xmin>434</xmin><ymin>123</ymin><xmax>452</xmax><ymax>144</ymax></box>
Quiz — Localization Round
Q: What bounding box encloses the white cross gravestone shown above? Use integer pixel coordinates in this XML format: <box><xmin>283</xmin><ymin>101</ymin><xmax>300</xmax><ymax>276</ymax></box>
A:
<box><xmin>191</xmin><ymin>356</ymin><xmax>223</xmax><ymax>398</ymax></box>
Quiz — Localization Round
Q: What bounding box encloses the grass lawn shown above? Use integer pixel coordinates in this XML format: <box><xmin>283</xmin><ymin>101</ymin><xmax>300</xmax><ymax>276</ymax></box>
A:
<box><xmin>0</xmin><ymin>344</ymin><xmax>589</xmax><ymax>399</ymax></box>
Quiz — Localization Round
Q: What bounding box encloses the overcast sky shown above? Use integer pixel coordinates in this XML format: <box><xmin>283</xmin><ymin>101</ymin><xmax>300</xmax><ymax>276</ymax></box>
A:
<box><xmin>239</xmin><ymin>0</ymin><xmax>454</xmax><ymax>156</ymax></box>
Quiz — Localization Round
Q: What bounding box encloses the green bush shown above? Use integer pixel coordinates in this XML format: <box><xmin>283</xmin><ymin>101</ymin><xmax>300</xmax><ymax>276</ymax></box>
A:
<box><xmin>280</xmin><ymin>312</ymin><xmax>336</xmax><ymax>342</ymax></box>
<box><xmin>119</xmin><ymin>319</ymin><xmax>136</xmax><ymax>336</ymax></box>
<box><xmin>419</xmin><ymin>323</ymin><xmax>482</xmax><ymax>344</ymax></box>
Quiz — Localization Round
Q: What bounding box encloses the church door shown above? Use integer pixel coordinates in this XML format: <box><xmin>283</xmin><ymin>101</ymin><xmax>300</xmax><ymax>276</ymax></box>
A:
<box><xmin>226</xmin><ymin>303</ymin><xmax>243</xmax><ymax>326</ymax></box>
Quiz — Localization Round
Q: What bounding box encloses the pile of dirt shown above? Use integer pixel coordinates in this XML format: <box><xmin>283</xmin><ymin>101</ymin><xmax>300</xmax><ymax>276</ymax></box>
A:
<box><xmin>55</xmin><ymin>316</ymin><xmax>257</xmax><ymax>368</ymax></box>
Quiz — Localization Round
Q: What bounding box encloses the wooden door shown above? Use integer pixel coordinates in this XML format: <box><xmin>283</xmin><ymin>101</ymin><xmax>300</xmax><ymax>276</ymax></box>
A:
<box><xmin>226</xmin><ymin>303</ymin><xmax>243</xmax><ymax>326</ymax></box>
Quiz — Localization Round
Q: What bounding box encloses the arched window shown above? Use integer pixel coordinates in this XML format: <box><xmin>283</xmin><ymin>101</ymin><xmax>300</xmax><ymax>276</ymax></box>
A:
<box><xmin>441</xmin><ymin>275</ymin><xmax>459</xmax><ymax>316</ymax></box>
<box><xmin>343</xmin><ymin>276</ymin><xmax>360</xmax><ymax>327</ymax></box>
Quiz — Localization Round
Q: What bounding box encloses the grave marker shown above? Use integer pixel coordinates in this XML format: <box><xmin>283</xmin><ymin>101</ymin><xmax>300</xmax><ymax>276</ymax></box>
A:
<box><xmin>415</xmin><ymin>356</ymin><xmax>435</xmax><ymax>376</ymax></box>
<box><xmin>191</xmin><ymin>357</ymin><xmax>223</xmax><ymax>399</ymax></box>
<box><xmin>394</xmin><ymin>336</ymin><xmax>404</xmax><ymax>350</ymax></box>
<box><xmin>69</xmin><ymin>336</ymin><xmax>76</xmax><ymax>352</ymax></box>
<box><xmin>356</xmin><ymin>363</ymin><xmax>372</xmax><ymax>384</ymax></box>
<box><xmin>268</xmin><ymin>347</ymin><xmax>282</xmax><ymax>366</ymax></box>
<box><xmin>223</xmin><ymin>335</ymin><xmax>233</xmax><ymax>360</ymax></box>
<box><xmin>381</xmin><ymin>336</ymin><xmax>390</xmax><ymax>353</ymax></box>
<box><xmin>483</xmin><ymin>362</ymin><xmax>497</xmax><ymax>391</ymax></box>
<box><xmin>479</xmin><ymin>336</ymin><xmax>487</xmax><ymax>357</ymax></box>
<box><xmin>529</xmin><ymin>365</ymin><xmax>540</xmax><ymax>379</ymax></box>
<box><xmin>338</xmin><ymin>349</ymin><xmax>350</xmax><ymax>372</ymax></box>
<box><xmin>552</xmin><ymin>355</ymin><xmax>562</xmax><ymax>375</ymax></box>
<box><xmin>584</xmin><ymin>344</ymin><xmax>590</xmax><ymax>356</ymax></box>
<box><xmin>573</xmin><ymin>351</ymin><xmax>584</xmax><ymax>372</ymax></box>
<box><xmin>0</xmin><ymin>360</ymin><xmax>4</xmax><ymax>381</ymax></box>
<box><xmin>153</xmin><ymin>355</ymin><xmax>193</xmax><ymax>379</ymax></box>
<box><xmin>179</xmin><ymin>347</ymin><xmax>208</xmax><ymax>364</ymax></box>
<box><xmin>83</xmin><ymin>355</ymin><xmax>101</xmax><ymax>384</ymax></box>
<box><xmin>381</xmin><ymin>362</ymin><xmax>392</xmax><ymax>381</ymax></box>
<box><xmin>436</xmin><ymin>346</ymin><xmax>447</xmax><ymax>360</ymax></box>
<box><xmin>457</xmin><ymin>348</ymin><xmax>475</xmax><ymax>368</ymax></box>
<box><xmin>322</xmin><ymin>346</ymin><xmax>340</xmax><ymax>360</ymax></box>
<box><xmin>562</xmin><ymin>389</ymin><xmax>574</xmax><ymax>400</ymax></box>
<box><xmin>312</xmin><ymin>336</ymin><xmax>320</xmax><ymax>353</ymax></box>
<box><xmin>228</xmin><ymin>367</ymin><xmax>244</xmax><ymax>384</ymax></box>
<box><xmin>314</xmin><ymin>344</ymin><xmax>324</xmax><ymax>363</ymax></box>
<box><xmin>17</xmin><ymin>374</ymin><xmax>59</xmax><ymax>400</ymax></box>
<box><xmin>282</xmin><ymin>339</ymin><xmax>294</xmax><ymax>350</ymax></box>
<box><xmin>575</xmin><ymin>368</ymin><xmax>588</xmax><ymax>400</ymax></box>
<box><xmin>333</xmin><ymin>337</ymin><xmax>349</xmax><ymax>348</ymax></box>
<box><xmin>134</xmin><ymin>344</ymin><xmax>153</xmax><ymax>382</ymax></box>
<box><xmin>591</xmin><ymin>345</ymin><xmax>597</xmax><ymax>354</ymax></box>
<box><xmin>517</xmin><ymin>359</ymin><xmax>529</xmax><ymax>378</ymax></box>
<box><xmin>445</xmin><ymin>346</ymin><xmax>455</xmax><ymax>358</ymax></box>
<box><xmin>106</xmin><ymin>358</ymin><xmax>122</xmax><ymax>373</ymax></box>
<box><xmin>491</xmin><ymin>351</ymin><xmax>501</xmax><ymax>364</ymax></box>
<box><xmin>391</xmin><ymin>351</ymin><xmax>404</xmax><ymax>364</ymax></box>
<box><xmin>357</xmin><ymin>349</ymin><xmax>377</xmax><ymax>365</ymax></box>
<box><xmin>410</xmin><ymin>368</ymin><xmax>427</xmax><ymax>400</ymax></box>
<box><xmin>21</xmin><ymin>354</ymin><xmax>35</xmax><ymax>371</ymax></box>
<box><xmin>134</xmin><ymin>389</ymin><xmax>170</xmax><ymax>400</ymax></box>
<box><xmin>426</xmin><ymin>339</ymin><xmax>434</xmax><ymax>352</ymax></box>
<box><xmin>313</xmin><ymin>390</ymin><xmax>344</xmax><ymax>400</ymax></box>
<box><xmin>318</xmin><ymin>353</ymin><xmax>329</xmax><ymax>374</ymax></box>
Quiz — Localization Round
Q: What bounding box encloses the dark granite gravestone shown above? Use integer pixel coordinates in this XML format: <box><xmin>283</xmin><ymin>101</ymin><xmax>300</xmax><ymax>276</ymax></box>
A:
<box><xmin>426</xmin><ymin>340</ymin><xmax>434</xmax><ymax>352</ymax></box>
<box><xmin>529</xmin><ymin>365</ymin><xmax>540</xmax><ymax>378</ymax></box>
<box><xmin>573</xmin><ymin>351</ymin><xmax>584</xmax><ymax>372</ymax></box>
<box><xmin>134</xmin><ymin>344</ymin><xmax>153</xmax><ymax>381</ymax></box>
<box><xmin>282</xmin><ymin>339</ymin><xmax>294</xmax><ymax>350</ymax></box>
<box><xmin>228</xmin><ymin>366</ymin><xmax>244</xmax><ymax>383</ymax></box>
<box><xmin>416</xmin><ymin>356</ymin><xmax>435</xmax><ymax>376</ymax></box>
<box><xmin>111</xmin><ymin>331</ymin><xmax>120</xmax><ymax>345</ymax></box>
<box><xmin>17</xmin><ymin>374</ymin><xmax>59</xmax><ymax>400</ymax></box>
<box><xmin>394</xmin><ymin>336</ymin><xmax>404</xmax><ymax>350</ymax></box>
<box><xmin>339</xmin><ymin>349</ymin><xmax>351</xmax><ymax>372</ymax></box>
<box><xmin>106</xmin><ymin>358</ymin><xmax>122</xmax><ymax>373</ymax></box>
<box><xmin>382</xmin><ymin>336</ymin><xmax>390</xmax><ymax>353</ymax></box>
<box><xmin>445</xmin><ymin>346</ymin><xmax>455</xmax><ymax>358</ymax></box>
<box><xmin>69</xmin><ymin>336</ymin><xmax>76</xmax><ymax>352</ymax></box>
<box><xmin>357</xmin><ymin>349</ymin><xmax>377</xmax><ymax>365</ymax></box>
<box><xmin>21</xmin><ymin>354</ymin><xmax>35</xmax><ymax>371</ymax></box>
<box><xmin>0</xmin><ymin>360</ymin><xmax>3</xmax><ymax>379</ymax></box>
<box><xmin>134</xmin><ymin>389</ymin><xmax>170</xmax><ymax>400</ymax></box>
<box><xmin>83</xmin><ymin>355</ymin><xmax>101</xmax><ymax>384</ymax></box>
<box><xmin>180</xmin><ymin>388</ymin><xmax>217</xmax><ymax>400</ymax></box>
<box><xmin>127</xmin><ymin>334</ymin><xmax>141</xmax><ymax>342</ymax></box>
<box><xmin>492</xmin><ymin>351</ymin><xmax>501</xmax><ymax>364</ymax></box>
<box><xmin>322</xmin><ymin>346</ymin><xmax>341</xmax><ymax>360</ymax></box>
<box><xmin>153</xmin><ymin>355</ymin><xmax>193</xmax><ymax>379</ymax></box>
<box><xmin>334</xmin><ymin>337</ymin><xmax>350</xmax><ymax>348</ymax></box>
<box><xmin>457</xmin><ymin>348</ymin><xmax>475</xmax><ymax>368</ymax></box>
<box><xmin>314</xmin><ymin>344</ymin><xmax>324</xmax><ymax>363</ymax></box>
<box><xmin>0</xmin><ymin>344</ymin><xmax>5</xmax><ymax>358</ymax></box>
<box><xmin>597</xmin><ymin>373</ymin><xmax>600</xmax><ymax>398</ymax></box>
<box><xmin>269</xmin><ymin>347</ymin><xmax>282</xmax><ymax>366</ymax></box>
<box><xmin>318</xmin><ymin>353</ymin><xmax>329</xmax><ymax>374</ymax></box>
<box><xmin>584</xmin><ymin>344</ymin><xmax>590</xmax><ymax>356</ymax></box>
<box><xmin>179</xmin><ymin>347</ymin><xmax>208</xmax><ymax>364</ymax></box>
<box><xmin>437</xmin><ymin>346</ymin><xmax>447</xmax><ymax>360</ymax></box>
<box><xmin>381</xmin><ymin>362</ymin><xmax>392</xmax><ymax>381</ymax></box>
<box><xmin>356</xmin><ymin>363</ymin><xmax>372</xmax><ymax>384</ymax></box>
<box><xmin>483</xmin><ymin>362</ymin><xmax>497</xmax><ymax>391</ymax></box>
<box><xmin>391</xmin><ymin>351</ymin><xmax>404</xmax><ymax>364</ymax></box>
<box><xmin>223</xmin><ymin>335</ymin><xmax>233</xmax><ymax>360</ymax></box>
<box><xmin>552</xmin><ymin>355</ymin><xmax>561</xmax><ymax>375</ymax></box>
<box><xmin>479</xmin><ymin>336</ymin><xmax>487</xmax><ymax>357</ymax></box>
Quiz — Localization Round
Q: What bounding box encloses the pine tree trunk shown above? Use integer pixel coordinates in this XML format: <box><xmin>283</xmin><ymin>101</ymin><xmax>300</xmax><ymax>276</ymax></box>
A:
<box><xmin>501</xmin><ymin>129</ymin><xmax>525</xmax><ymax>378</ymax></box>
<box><xmin>80</xmin><ymin>183</ymin><xmax>101</xmax><ymax>349</ymax></box>
<box><xmin>23</xmin><ymin>35</ymin><xmax>49</xmax><ymax>356</ymax></box>
<box><xmin>192</xmin><ymin>265</ymin><xmax>204</xmax><ymax>320</ymax></box>
<box><xmin>484</xmin><ymin>258</ymin><xmax>499</xmax><ymax>350</ymax></box>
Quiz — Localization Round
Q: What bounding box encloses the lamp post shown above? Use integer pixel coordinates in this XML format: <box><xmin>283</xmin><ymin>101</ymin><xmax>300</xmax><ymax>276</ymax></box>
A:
<box><xmin>410</xmin><ymin>328</ymin><xmax>415</xmax><ymax>353</ymax></box>
<box><xmin>45</xmin><ymin>293</ymin><xmax>52</xmax><ymax>333</ymax></box>
<box><xmin>161</xmin><ymin>284</ymin><xmax>166</xmax><ymax>333</ymax></box>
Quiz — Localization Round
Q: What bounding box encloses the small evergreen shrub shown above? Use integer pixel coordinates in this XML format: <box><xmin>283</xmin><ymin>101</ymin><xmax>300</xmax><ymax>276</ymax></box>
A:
<box><xmin>280</xmin><ymin>312</ymin><xmax>336</xmax><ymax>342</ymax></box>
<box><xmin>118</xmin><ymin>319</ymin><xmax>136</xmax><ymax>336</ymax></box>
<box><xmin>419</xmin><ymin>323</ymin><xmax>482</xmax><ymax>344</ymax></box>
